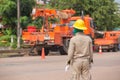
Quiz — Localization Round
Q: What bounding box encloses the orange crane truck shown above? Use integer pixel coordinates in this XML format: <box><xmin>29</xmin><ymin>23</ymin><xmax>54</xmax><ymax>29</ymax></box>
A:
<box><xmin>94</xmin><ymin>31</ymin><xmax>120</xmax><ymax>52</ymax></box>
<box><xmin>22</xmin><ymin>8</ymin><xmax>95</xmax><ymax>55</ymax></box>
<box><xmin>22</xmin><ymin>8</ymin><xmax>75</xmax><ymax>55</ymax></box>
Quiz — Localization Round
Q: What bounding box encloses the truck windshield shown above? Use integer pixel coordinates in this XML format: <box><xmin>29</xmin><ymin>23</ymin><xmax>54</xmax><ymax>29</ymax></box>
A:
<box><xmin>68</xmin><ymin>20</ymin><xmax>76</xmax><ymax>27</ymax></box>
<box><xmin>90</xmin><ymin>20</ymin><xmax>95</xmax><ymax>28</ymax></box>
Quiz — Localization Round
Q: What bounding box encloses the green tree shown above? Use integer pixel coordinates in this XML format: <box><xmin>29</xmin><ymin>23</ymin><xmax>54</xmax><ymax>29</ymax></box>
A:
<box><xmin>0</xmin><ymin>0</ymin><xmax>36</xmax><ymax>48</ymax></box>
<box><xmin>0</xmin><ymin>0</ymin><xmax>35</xmax><ymax>28</ymax></box>
<box><xmin>0</xmin><ymin>0</ymin><xmax>16</xmax><ymax>27</ymax></box>
<box><xmin>48</xmin><ymin>0</ymin><xmax>74</xmax><ymax>10</ymax></box>
<box><xmin>77</xmin><ymin>0</ymin><xmax>120</xmax><ymax>31</ymax></box>
<box><xmin>26</xmin><ymin>17</ymin><xmax>43</xmax><ymax>29</ymax></box>
<box><xmin>48</xmin><ymin>0</ymin><xmax>120</xmax><ymax>31</ymax></box>
<box><xmin>0</xmin><ymin>28</ymin><xmax>17</xmax><ymax>48</ymax></box>
<box><xmin>20</xmin><ymin>16</ymin><xmax>31</xmax><ymax>29</ymax></box>
<box><xmin>88</xmin><ymin>0</ymin><xmax>119</xmax><ymax>31</ymax></box>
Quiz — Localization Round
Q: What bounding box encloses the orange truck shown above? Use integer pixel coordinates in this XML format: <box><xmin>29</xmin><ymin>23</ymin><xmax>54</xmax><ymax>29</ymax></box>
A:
<box><xmin>94</xmin><ymin>31</ymin><xmax>120</xmax><ymax>52</ymax></box>
<box><xmin>22</xmin><ymin>8</ymin><xmax>95</xmax><ymax>55</ymax></box>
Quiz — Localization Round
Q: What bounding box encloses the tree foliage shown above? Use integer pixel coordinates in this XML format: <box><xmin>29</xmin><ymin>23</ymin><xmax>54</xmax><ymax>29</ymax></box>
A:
<box><xmin>0</xmin><ymin>0</ymin><xmax>120</xmax><ymax>31</ymax></box>
<box><xmin>28</xmin><ymin>17</ymin><xmax>43</xmax><ymax>29</ymax></box>
<box><xmin>0</xmin><ymin>28</ymin><xmax>17</xmax><ymax>48</ymax></box>
<box><xmin>0</xmin><ymin>0</ymin><xmax>35</xmax><ymax>48</ymax></box>
<box><xmin>0</xmin><ymin>0</ymin><xmax>16</xmax><ymax>27</ymax></box>
<box><xmin>48</xmin><ymin>0</ymin><xmax>120</xmax><ymax>31</ymax></box>
<box><xmin>0</xmin><ymin>0</ymin><xmax>35</xmax><ymax>28</ymax></box>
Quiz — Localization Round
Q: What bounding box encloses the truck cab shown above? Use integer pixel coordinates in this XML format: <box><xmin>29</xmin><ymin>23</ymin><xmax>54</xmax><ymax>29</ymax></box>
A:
<box><xmin>94</xmin><ymin>31</ymin><xmax>120</xmax><ymax>52</ymax></box>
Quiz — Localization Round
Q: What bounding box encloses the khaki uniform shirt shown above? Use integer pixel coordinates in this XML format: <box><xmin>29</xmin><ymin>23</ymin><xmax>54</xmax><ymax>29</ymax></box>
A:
<box><xmin>67</xmin><ymin>32</ymin><xmax>93</xmax><ymax>63</ymax></box>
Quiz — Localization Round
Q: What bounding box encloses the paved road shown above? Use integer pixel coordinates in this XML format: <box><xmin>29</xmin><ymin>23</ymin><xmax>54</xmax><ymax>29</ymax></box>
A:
<box><xmin>0</xmin><ymin>52</ymin><xmax>120</xmax><ymax>80</ymax></box>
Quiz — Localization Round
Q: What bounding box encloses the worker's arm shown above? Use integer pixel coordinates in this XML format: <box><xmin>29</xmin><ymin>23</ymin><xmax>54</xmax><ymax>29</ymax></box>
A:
<box><xmin>67</xmin><ymin>38</ymin><xmax>75</xmax><ymax>64</ymax></box>
<box><xmin>89</xmin><ymin>39</ymin><xmax>93</xmax><ymax>63</ymax></box>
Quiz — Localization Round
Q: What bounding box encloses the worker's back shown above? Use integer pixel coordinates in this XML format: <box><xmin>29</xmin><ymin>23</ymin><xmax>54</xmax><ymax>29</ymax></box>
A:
<box><xmin>69</xmin><ymin>33</ymin><xmax>92</xmax><ymax>59</ymax></box>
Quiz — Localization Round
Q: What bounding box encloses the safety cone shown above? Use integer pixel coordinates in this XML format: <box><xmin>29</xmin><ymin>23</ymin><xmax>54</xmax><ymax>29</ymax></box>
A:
<box><xmin>99</xmin><ymin>46</ymin><xmax>102</xmax><ymax>54</ymax></box>
<box><xmin>41</xmin><ymin>48</ymin><xmax>45</xmax><ymax>59</ymax></box>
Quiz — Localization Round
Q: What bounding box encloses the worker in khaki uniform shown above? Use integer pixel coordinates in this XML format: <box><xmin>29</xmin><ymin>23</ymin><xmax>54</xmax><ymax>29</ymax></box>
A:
<box><xmin>67</xmin><ymin>19</ymin><xmax>93</xmax><ymax>80</ymax></box>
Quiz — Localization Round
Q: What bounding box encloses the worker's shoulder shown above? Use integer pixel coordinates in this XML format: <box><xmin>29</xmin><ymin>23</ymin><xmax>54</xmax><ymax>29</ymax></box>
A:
<box><xmin>80</xmin><ymin>34</ymin><xmax>91</xmax><ymax>39</ymax></box>
<box><xmin>85</xmin><ymin>35</ymin><xmax>92</xmax><ymax>39</ymax></box>
<box><xmin>85</xmin><ymin>35</ymin><xmax>92</xmax><ymax>41</ymax></box>
<box><xmin>72</xmin><ymin>35</ymin><xmax>91</xmax><ymax>40</ymax></box>
<box><xmin>70</xmin><ymin>36</ymin><xmax>77</xmax><ymax>41</ymax></box>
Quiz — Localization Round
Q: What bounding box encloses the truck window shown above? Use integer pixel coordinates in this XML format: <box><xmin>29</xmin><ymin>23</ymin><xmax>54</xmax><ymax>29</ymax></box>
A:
<box><xmin>90</xmin><ymin>20</ymin><xmax>95</xmax><ymax>28</ymax></box>
<box><xmin>110</xmin><ymin>34</ymin><xmax>112</xmax><ymax>36</ymax></box>
<box><xmin>68</xmin><ymin>20</ymin><xmax>76</xmax><ymax>27</ymax></box>
<box><xmin>110</xmin><ymin>33</ymin><xmax>116</xmax><ymax>36</ymax></box>
<box><xmin>113</xmin><ymin>34</ymin><xmax>116</xmax><ymax>36</ymax></box>
<box><xmin>104</xmin><ymin>33</ymin><xmax>106</xmax><ymax>38</ymax></box>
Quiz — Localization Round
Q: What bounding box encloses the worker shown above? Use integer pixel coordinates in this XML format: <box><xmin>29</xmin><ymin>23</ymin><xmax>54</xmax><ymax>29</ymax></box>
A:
<box><xmin>66</xmin><ymin>19</ymin><xmax>93</xmax><ymax>80</ymax></box>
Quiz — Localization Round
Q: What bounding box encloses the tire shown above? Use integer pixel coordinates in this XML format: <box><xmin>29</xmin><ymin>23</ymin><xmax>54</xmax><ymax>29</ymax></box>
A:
<box><xmin>37</xmin><ymin>50</ymin><xmax>42</xmax><ymax>55</ymax></box>
<box><xmin>29</xmin><ymin>45</ymin><xmax>49</xmax><ymax>56</ymax></box>
<box><xmin>107</xmin><ymin>49</ymin><xmax>110</xmax><ymax>52</ymax></box>
<box><xmin>59</xmin><ymin>46</ymin><xmax>67</xmax><ymax>55</ymax></box>
<box><xmin>44</xmin><ymin>47</ymin><xmax>49</xmax><ymax>55</ymax></box>
<box><xmin>94</xmin><ymin>46</ymin><xmax>99</xmax><ymax>52</ymax></box>
<box><xmin>114</xmin><ymin>48</ymin><xmax>118</xmax><ymax>52</ymax></box>
<box><xmin>113</xmin><ymin>45</ymin><xmax>118</xmax><ymax>52</ymax></box>
<box><xmin>34</xmin><ymin>45</ymin><xmax>42</xmax><ymax>55</ymax></box>
<box><xmin>29</xmin><ymin>45</ymin><xmax>41</xmax><ymax>56</ymax></box>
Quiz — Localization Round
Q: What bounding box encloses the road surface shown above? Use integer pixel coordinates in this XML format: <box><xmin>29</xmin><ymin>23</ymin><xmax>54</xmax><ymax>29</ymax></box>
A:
<box><xmin>0</xmin><ymin>52</ymin><xmax>120</xmax><ymax>80</ymax></box>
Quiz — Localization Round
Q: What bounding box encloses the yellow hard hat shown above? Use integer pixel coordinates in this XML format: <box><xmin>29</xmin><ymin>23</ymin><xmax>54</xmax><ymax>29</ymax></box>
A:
<box><xmin>73</xmin><ymin>19</ymin><xmax>87</xmax><ymax>30</ymax></box>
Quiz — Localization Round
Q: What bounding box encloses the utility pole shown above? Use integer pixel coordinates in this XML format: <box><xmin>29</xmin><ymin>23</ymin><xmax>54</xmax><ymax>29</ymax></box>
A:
<box><xmin>17</xmin><ymin>0</ymin><xmax>21</xmax><ymax>48</ymax></box>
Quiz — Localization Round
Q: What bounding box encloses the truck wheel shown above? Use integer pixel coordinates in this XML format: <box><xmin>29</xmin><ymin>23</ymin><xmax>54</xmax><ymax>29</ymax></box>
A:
<box><xmin>31</xmin><ymin>46</ymin><xmax>41</xmax><ymax>56</ymax></box>
<box><xmin>44</xmin><ymin>47</ymin><xmax>49</xmax><ymax>55</ymax></box>
<box><xmin>113</xmin><ymin>47</ymin><xmax>118</xmax><ymax>52</ymax></box>
<box><xmin>37</xmin><ymin>48</ymin><xmax>49</xmax><ymax>56</ymax></box>
<box><xmin>59</xmin><ymin>46</ymin><xmax>67</xmax><ymax>55</ymax></box>
<box><xmin>37</xmin><ymin>50</ymin><xmax>42</xmax><ymax>55</ymax></box>
<box><xmin>34</xmin><ymin>46</ymin><xmax>42</xmax><ymax>55</ymax></box>
<box><xmin>107</xmin><ymin>49</ymin><xmax>110</xmax><ymax>52</ymax></box>
<box><xmin>94</xmin><ymin>46</ymin><xmax>99</xmax><ymax>52</ymax></box>
<box><xmin>36</xmin><ymin>48</ymin><xmax>49</xmax><ymax>56</ymax></box>
<box><xmin>113</xmin><ymin>48</ymin><xmax>117</xmax><ymax>52</ymax></box>
<box><xmin>112</xmin><ymin>44</ymin><xmax>118</xmax><ymax>52</ymax></box>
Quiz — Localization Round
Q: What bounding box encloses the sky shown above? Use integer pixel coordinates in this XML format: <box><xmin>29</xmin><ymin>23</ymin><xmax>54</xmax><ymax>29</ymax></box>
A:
<box><xmin>115</xmin><ymin>0</ymin><xmax>120</xmax><ymax>3</ymax></box>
